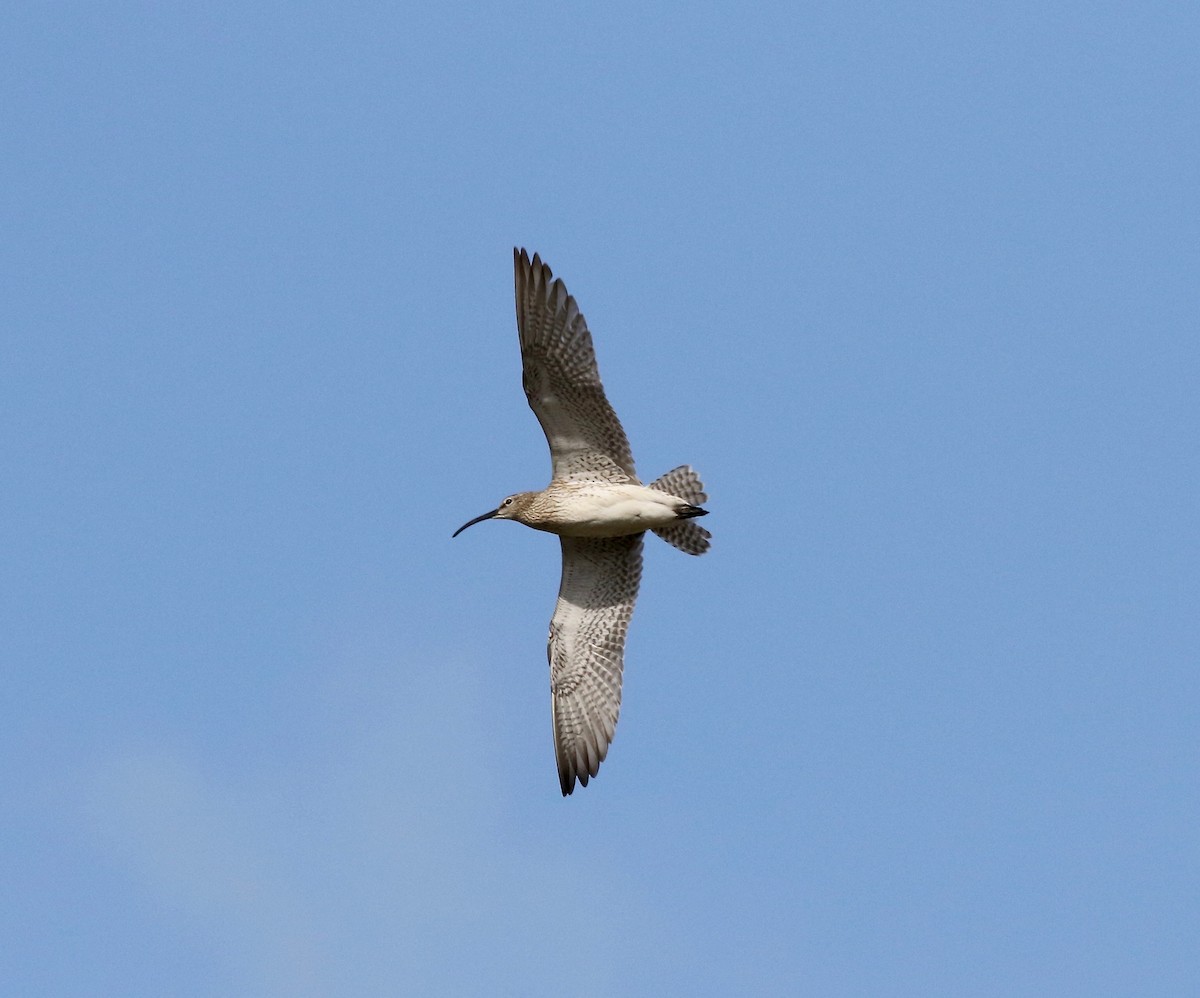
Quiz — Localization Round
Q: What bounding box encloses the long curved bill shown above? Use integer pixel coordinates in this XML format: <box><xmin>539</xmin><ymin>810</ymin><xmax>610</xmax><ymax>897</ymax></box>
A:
<box><xmin>452</xmin><ymin>508</ymin><xmax>499</xmax><ymax>538</ymax></box>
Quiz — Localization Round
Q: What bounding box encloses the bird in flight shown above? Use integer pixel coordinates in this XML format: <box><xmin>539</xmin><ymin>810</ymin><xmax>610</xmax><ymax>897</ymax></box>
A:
<box><xmin>454</xmin><ymin>249</ymin><xmax>710</xmax><ymax>795</ymax></box>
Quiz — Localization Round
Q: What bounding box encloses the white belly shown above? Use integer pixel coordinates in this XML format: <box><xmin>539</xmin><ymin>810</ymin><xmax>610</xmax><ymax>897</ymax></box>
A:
<box><xmin>549</xmin><ymin>485</ymin><xmax>685</xmax><ymax>537</ymax></box>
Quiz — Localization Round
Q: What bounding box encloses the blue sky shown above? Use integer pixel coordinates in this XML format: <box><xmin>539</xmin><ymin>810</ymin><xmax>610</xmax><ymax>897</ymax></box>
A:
<box><xmin>3</xmin><ymin>3</ymin><xmax>1197</xmax><ymax>995</ymax></box>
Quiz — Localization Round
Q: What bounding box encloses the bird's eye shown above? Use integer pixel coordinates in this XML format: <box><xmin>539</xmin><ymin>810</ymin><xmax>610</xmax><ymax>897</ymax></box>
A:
<box><xmin>503</xmin><ymin>497</ymin><xmax>514</xmax><ymax>506</ymax></box>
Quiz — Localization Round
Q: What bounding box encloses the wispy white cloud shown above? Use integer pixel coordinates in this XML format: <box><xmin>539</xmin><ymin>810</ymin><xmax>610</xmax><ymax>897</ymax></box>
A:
<box><xmin>83</xmin><ymin>643</ymin><xmax>664</xmax><ymax>997</ymax></box>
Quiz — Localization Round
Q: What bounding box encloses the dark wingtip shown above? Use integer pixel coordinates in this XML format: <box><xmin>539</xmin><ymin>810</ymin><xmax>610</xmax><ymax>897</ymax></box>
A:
<box><xmin>559</xmin><ymin>760</ymin><xmax>592</xmax><ymax>796</ymax></box>
<box><xmin>515</xmin><ymin>246</ymin><xmax>554</xmax><ymax>281</ymax></box>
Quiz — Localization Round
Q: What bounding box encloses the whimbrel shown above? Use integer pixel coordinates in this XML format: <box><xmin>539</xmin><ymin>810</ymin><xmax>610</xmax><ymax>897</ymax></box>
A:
<box><xmin>454</xmin><ymin>249</ymin><xmax>710</xmax><ymax>795</ymax></box>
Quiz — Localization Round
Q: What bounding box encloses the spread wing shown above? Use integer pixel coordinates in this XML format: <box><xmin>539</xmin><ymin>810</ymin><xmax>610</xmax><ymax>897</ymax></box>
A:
<box><xmin>514</xmin><ymin>248</ymin><xmax>638</xmax><ymax>484</ymax></box>
<box><xmin>548</xmin><ymin>534</ymin><xmax>644</xmax><ymax>794</ymax></box>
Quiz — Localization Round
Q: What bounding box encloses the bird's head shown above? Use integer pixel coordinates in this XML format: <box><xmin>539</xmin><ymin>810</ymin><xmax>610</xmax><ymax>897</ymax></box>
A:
<box><xmin>452</xmin><ymin>492</ymin><xmax>536</xmax><ymax>536</ymax></box>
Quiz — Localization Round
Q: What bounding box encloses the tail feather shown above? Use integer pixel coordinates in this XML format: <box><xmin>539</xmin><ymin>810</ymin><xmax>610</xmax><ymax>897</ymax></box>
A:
<box><xmin>649</xmin><ymin>465</ymin><xmax>707</xmax><ymax>504</ymax></box>
<box><xmin>649</xmin><ymin>465</ymin><xmax>711</xmax><ymax>556</ymax></box>
<box><xmin>652</xmin><ymin>521</ymin><xmax>711</xmax><ymax>555</ymax></box>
